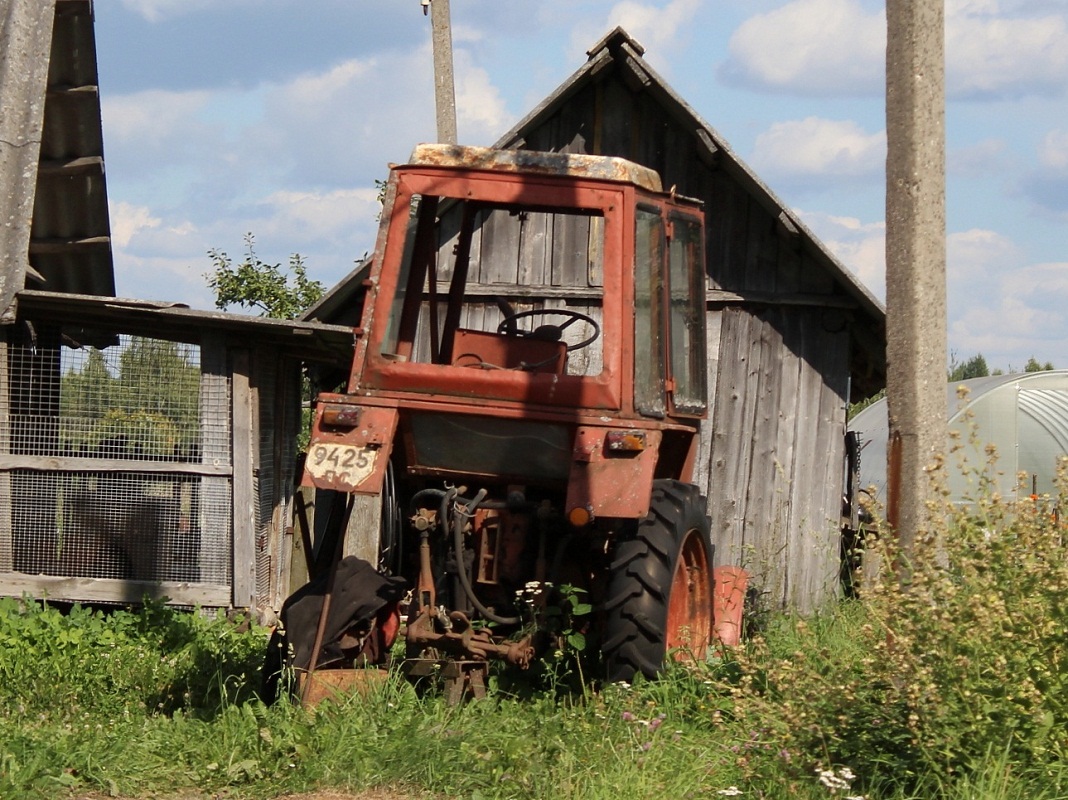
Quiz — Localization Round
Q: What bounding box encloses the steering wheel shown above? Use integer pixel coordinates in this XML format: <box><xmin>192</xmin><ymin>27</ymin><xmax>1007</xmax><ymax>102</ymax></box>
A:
<box><xmin>496</xmin><ymin>308</ymin><xmax>600</xmax><ymax>352</ymax></box>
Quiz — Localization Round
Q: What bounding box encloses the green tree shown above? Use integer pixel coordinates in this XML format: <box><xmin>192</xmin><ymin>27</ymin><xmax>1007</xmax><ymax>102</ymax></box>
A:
<box><xmin>117</xmin><ymin>338</ymin><xmax>201</xmax><ymax>449</ymax></box>
<box><xmin>1024</xmin><ymin>356</ymin><xmax>1055</xmax><ymax>372</ymax></box>
<box><xmin>206</xmin><ymin>233</ymin><xmax>323</xmax><ymax>320</ymax></box>
<box><xmin>60</xmin><ymin>349</ymin><xmax>117</xmax><ymax>452</ymax></box>
<box><xmin>848</xmin><ymin>387</ymin><xmax>886</xmax><ymax>420</ymax></box>
<box><xmin>205</xmin><ymin>234</ymin><xmax>329</xmax><ymax>451</ymax></box>
<box><xmin>948</xmin><ymin>352</ymin><xmax>990</xmax><ymax>382</ymax></box>
<box><xmin>59</xmin><ymin>339</ymin><xmax>201</xmax><ymax>458</ymax></box>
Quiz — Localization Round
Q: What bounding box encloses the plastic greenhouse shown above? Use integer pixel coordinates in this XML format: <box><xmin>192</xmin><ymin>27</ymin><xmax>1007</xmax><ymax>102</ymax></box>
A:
<box><xmin>850</xmin><ymin>370</ymin><xmax>1068</xmax><ymax>505</ymax></box>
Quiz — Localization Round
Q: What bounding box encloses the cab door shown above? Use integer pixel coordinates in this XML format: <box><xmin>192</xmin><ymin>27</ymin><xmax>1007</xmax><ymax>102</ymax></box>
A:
<box><xmin>633</xmin><ymin>202</ymin><xmax>707</xmax><ymax>419</ymax></box>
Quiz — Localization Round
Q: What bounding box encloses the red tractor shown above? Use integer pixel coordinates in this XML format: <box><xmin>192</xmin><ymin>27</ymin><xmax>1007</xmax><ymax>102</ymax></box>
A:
<box><xmin>290</xmin><ymin>144</ymin><xmax>714</xmax><ymax>697</ymax></box>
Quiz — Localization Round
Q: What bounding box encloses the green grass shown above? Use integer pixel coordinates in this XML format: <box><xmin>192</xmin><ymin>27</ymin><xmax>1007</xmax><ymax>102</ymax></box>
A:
<box><xmin>1</xmin><ymin>600</ymin><xmax>1065</xmax><ymax>800</ymax></box>
<box><xmin>5</xmin><ymin>464</ymin><xmax>1068</xmax><ymax>799</ymax></box>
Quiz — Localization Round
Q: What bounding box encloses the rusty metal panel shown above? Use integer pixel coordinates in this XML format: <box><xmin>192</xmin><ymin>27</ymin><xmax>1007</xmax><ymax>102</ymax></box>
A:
<box><xmin>303</xmin><ymin>404</ymin><xmax>398</xmax><ymax>494</ymax></box>
<box><xmin>565</xmin><ymin>426</ymin><xmax>661</xmax><ymax>518</ymax></box>
<box><xmin>300</xmin><ymin>669</ymin><xmax>390</xmax><ymax>708</ymax></box>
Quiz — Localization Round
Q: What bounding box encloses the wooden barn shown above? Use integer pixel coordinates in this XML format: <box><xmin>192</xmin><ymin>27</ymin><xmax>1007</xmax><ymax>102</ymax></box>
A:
<box><xmin>500</xmin><ymin>29</ymin><xmax>886</xmax><ymax>611</ymax></box>
<box><xmin>0</xmin><ymin>0</ymin><xmax>354</xmax><ymax>618</ymax></box>
<box><xmin>307</xmin><ymin>29</ymin><xmax>886</xmax><ymax>612</ymax></box>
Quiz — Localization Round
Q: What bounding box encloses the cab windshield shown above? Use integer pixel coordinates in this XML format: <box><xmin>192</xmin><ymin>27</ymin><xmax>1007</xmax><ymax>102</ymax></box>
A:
<box><xmin>364</xmin><ymin>170</ymin><xmax>623</xmax><ymax>409</ymax></box>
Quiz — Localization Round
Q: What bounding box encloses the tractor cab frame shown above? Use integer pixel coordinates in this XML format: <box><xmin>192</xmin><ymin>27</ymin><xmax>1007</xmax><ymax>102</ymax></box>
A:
<box><xmin>294</xmin><ymin>145</ymin><xmax>715</xmax><ymax>694</ymax></box>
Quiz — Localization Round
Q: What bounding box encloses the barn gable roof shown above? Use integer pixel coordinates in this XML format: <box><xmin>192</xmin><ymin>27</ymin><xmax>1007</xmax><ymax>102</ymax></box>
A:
<box><xmin>494</xmin><ymin>27</ymin><xmax>886</xmax><ymax>395</ymax></box>
<box><xmin>499</xmin><ymin>28</ymin><xmax>883</xmax><ymax>316</ymax></box>
<box><xmin>0</xmin><ymin>0</ymin><xmax>115</xmax><ymax>322</ymax></box>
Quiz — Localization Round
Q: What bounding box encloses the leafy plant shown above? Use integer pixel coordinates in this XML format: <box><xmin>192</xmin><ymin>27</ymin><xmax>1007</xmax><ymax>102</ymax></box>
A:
<box><xmin>715</xmin><ymin>454</ymin><xmax>1068</xmax><ymax>796</ymax></box>
<box><xmin>206</xmin><ymin>233</ymin><xmax>324</xmax><ymax>320</ymax></box>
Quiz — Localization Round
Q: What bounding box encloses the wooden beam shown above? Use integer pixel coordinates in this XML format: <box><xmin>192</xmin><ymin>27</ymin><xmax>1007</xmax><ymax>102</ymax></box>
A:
<box><xmin>449</xmin><ymin>285</ymin><xmax>604</xmax><ymax>301</ymax></box>
<box><xmin>0</xmin><ymin>339</ymin><xmax>9</xmax><ymax>573</ymax></box>
<box><xmin>37</xmin><ymin>156</ymin><xmax>104</xmax><ymax>176</ymax></box>
<box><xmin>0</xmin><ymin>454</ymin><xmax>233</xmax><ymax>476</ymax></box>
<box><xmin>0</xmin><ymin>574</ymin><xmax>231</xmax><ymax>607</ymax></box>
<box><xmin>695</xmin><ymin>129</ymin><xmax>720</xmax><ymax>168</ymax></box>
<box><xmin>28</xmin><ymin>236</ymin><xmax>110</xmax><ymax>254</ymax></box>
<box><xmin>776</xmin><ymin>211</ymin><xmax>800</xmax><ymax>237</ymax></box>
<box><xmin>707</xmin><ymin>288</ymin><xmax>859</xmax><ymax>310</ymax></box>
<box><xmin>230</xmin><ymin>350</ymin><xmax>256</xmax><ymax>609</ymax></box>
<box><xmin>619</xmin><ymin>53</ymin><xmax>652</xmax><ymax>92</ymax></box>
<box><xmin>45</xmin><ymin>84</ymin><xmax>99</xmax><ymax>97</ymax></box>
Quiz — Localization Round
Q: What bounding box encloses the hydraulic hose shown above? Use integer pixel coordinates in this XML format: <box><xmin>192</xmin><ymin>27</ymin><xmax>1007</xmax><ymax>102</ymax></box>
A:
<box><xmin>452</xmin><ymin>487</ymin><xmax>521</xmax><ymax>625</ymax></box>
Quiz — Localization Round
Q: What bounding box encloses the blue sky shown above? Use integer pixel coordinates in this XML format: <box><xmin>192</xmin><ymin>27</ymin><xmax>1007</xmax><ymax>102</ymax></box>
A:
<box><xmin>94</xmin><ymin>0</ymin><xmax>1068</xmax><ymax>372</ymax></box>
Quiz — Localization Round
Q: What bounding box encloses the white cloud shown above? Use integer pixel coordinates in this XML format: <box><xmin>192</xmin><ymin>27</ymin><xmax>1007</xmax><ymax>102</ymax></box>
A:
<box><xmin>118</xmin><ymin>0</ymin><xmax>215</xmax><ymax>22</ymax></box>
<box><xmin>949</xmin><ymin>138</ymin><xmax>1008</xmax><ymax>177</ymax></box>
<box><xmin>950</xmin><ymin>280</ymin><xmax>1067</xmax><ymax>367</ymax></box>
<box><xmin>102</xmin><ymin>89</ymin><xmax>214</xmax><ymax>150</ymax></box>
<box><xmin>1023</xmin><ymin>128</ymin><xmax>1068</xmax><ymax>215</ymax></box>
<box><xmin>257</xmin><ymin>48</ymin><xmax>438</xmax><ymax>185</ymax></box>
<box><xmin>794</xmin><ymin>216</ymin><xmax>1068</xmax><ymax>369</ymax></box>
<box><xmin>254</xmin><ymin>188</ymin><xmax>381</xmax><ymax>243</ymax></box>
<box><xmin>751</xmin><ymin>117</ymin><xmax>885</xmax><ymax>183</ymax></box>
<box><xmin>605</xmin><ymin>0</ymin><xmax>701</xmax><ymax>51</ymax></box>
<box><xmin>278</xmin><ymin>60</ymin><xmax>376</xmax><ymax>109</ymax></box>
<box><xmin>112</xmin><ymin>218</ymin><xmax>215</xmax><ymax>306</ymax></box>
<box><xmin>950</xmin><ymin>296</ymin><xmax>1061</xmax><ymax>362</ymax></box>
<box><xmin>99</xmin><ymin>31</ymin><xmax>522</xmax><ymax>306</ymax></box>
<box><xmin>947</xmin><ymin>228</ymin><xmax>1021</xmax><ymax>285</ymax></box>
<box><xmin>118</xmin><ymin>0</ymin><xmax>268</xmax><ymax>23</ymax></box>
<box><xmin>454</xmin><ymin>51</ymin><xmax>515</xmax><ymax>144</ymax></box>
<box><xmin>945</xmin><ymin>231</ymin><xmax>1067</xmax><ymax>367</ymax></box>
<box><xmin>109</xmin><ymin>202</ymin><xmax>160</xmax><ymax>249</ymax></box>
<box><xmin>719</xmin><ymin>0</ymin><xmax>885</xmax><ymax>95</ymax></box>
<box><xmin>721</xmin><ymin>0</ymin><xmax>1068</xmax><ymax>100</ymax></box>
<box><xmin>947</xmin><ymin>2</ymin><xmax>1068</xmax><ymax>99</ymax></box>
<box><xmin>1038</xmin><ymin>129</ymin><xmax>1068</xmax><ymax>169</ymax></box>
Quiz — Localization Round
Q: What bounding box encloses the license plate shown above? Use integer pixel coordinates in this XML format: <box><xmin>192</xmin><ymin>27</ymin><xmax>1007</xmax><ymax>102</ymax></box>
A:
<box><xmin>305</xmin><ymin>443</ymin><xmax>377</xmax><ymax>489</ymax></box>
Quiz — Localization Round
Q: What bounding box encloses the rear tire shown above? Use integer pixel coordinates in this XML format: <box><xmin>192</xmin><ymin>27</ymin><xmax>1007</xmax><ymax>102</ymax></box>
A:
<box><xmin>602</xmin><ymin>480</ymin><xmax>714</xmax><ymax>682</ymax></box>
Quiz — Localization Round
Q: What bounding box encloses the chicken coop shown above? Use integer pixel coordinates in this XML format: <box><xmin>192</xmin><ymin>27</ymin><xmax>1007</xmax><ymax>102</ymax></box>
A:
<box><xmin>0</xmin><ymin>293</ymin><xmax>353</xmax><ymax>616</ymax></box>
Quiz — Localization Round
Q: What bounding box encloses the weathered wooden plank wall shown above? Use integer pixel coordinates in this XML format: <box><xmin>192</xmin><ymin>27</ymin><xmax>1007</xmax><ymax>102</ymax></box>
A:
<box><xmin>505</xmin><ymin>63</ymin><xmax>855</xmax><ymax>610</ymax></box>
<box><xmin>708</xmin><ymin>307</ymin><xmax>849</xmax><ymax>612</ymax></box>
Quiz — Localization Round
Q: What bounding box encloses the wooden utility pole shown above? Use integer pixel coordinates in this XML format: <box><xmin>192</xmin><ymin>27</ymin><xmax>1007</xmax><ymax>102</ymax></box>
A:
<box><xmin>884</xmin><ymin>0</ymin><xmax>947</xmax><ymax>560</ymax></box>
<box><xmin>425</xmin><ymin>0</ymin><xmax>457</xmax><ymax>144</ymax></box>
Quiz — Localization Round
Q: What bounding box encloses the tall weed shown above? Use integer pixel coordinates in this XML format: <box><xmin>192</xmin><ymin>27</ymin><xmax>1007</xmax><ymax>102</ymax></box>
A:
<box><xmin>718</xmin><ymin>456</ymin><xmax>1068</xmax><ymax>794</ymax></box>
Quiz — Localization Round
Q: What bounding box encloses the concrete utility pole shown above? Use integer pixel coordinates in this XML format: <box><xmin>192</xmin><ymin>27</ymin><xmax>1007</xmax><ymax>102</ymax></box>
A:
<box><xmin>884</xmin><ymin>0</ymin><xmax>947</xmax><ymax>560</ymax></box>
<box><xmin>424</xmin><ymin>0</ymin><xmax>457</xmax><ymax>145</ymax></box>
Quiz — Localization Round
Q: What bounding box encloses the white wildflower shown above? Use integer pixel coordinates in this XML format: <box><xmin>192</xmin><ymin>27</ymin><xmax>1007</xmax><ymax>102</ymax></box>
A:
<box><xmin>817</xmin><ymin>768</ymin><xmax>851</xmax><ymax>791</ymax></box>
<box><xmin>816</xmin><ymin>766</ymin><xmax>859</xmax><ymax>794</ymax></box>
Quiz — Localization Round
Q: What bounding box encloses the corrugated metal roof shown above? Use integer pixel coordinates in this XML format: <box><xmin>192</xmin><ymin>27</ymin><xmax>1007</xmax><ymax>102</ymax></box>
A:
<box><xmin>0</xmin><ymin>0</ymin><xmax>114</xmax><ymax>321</ymax></box>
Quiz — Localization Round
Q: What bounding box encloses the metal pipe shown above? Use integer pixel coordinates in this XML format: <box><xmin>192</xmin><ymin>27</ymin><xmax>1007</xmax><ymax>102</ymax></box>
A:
<box><xmin>452</xmin><ymin>488</ymin><xmax>521</xmax><ymax>625</ymax></box>
<box><xmin>300</xmin><ymin>493</ymin><xmax>353</xmax><ymax>706</ymax></box>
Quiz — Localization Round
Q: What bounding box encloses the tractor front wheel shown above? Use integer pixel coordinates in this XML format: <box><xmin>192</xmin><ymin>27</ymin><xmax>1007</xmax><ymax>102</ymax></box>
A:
<box><xmin>602</xmin><ymin>480</ymin><xmax>714</xmax><ymax>682</ymax></box>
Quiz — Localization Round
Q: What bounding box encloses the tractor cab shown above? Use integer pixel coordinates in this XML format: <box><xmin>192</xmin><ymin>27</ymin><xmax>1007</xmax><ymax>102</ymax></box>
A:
<box><xmin>292</xmin><ymin>145</ymin><xmax>714</xmax><ymax>696</ymax></box>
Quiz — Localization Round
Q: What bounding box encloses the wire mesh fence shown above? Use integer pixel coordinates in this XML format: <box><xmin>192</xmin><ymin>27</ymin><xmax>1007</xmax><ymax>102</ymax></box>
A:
<box><xmin>3</xmin><ymin>331</ymin><xmax>233</xmax><ymax>589</ymax></box>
